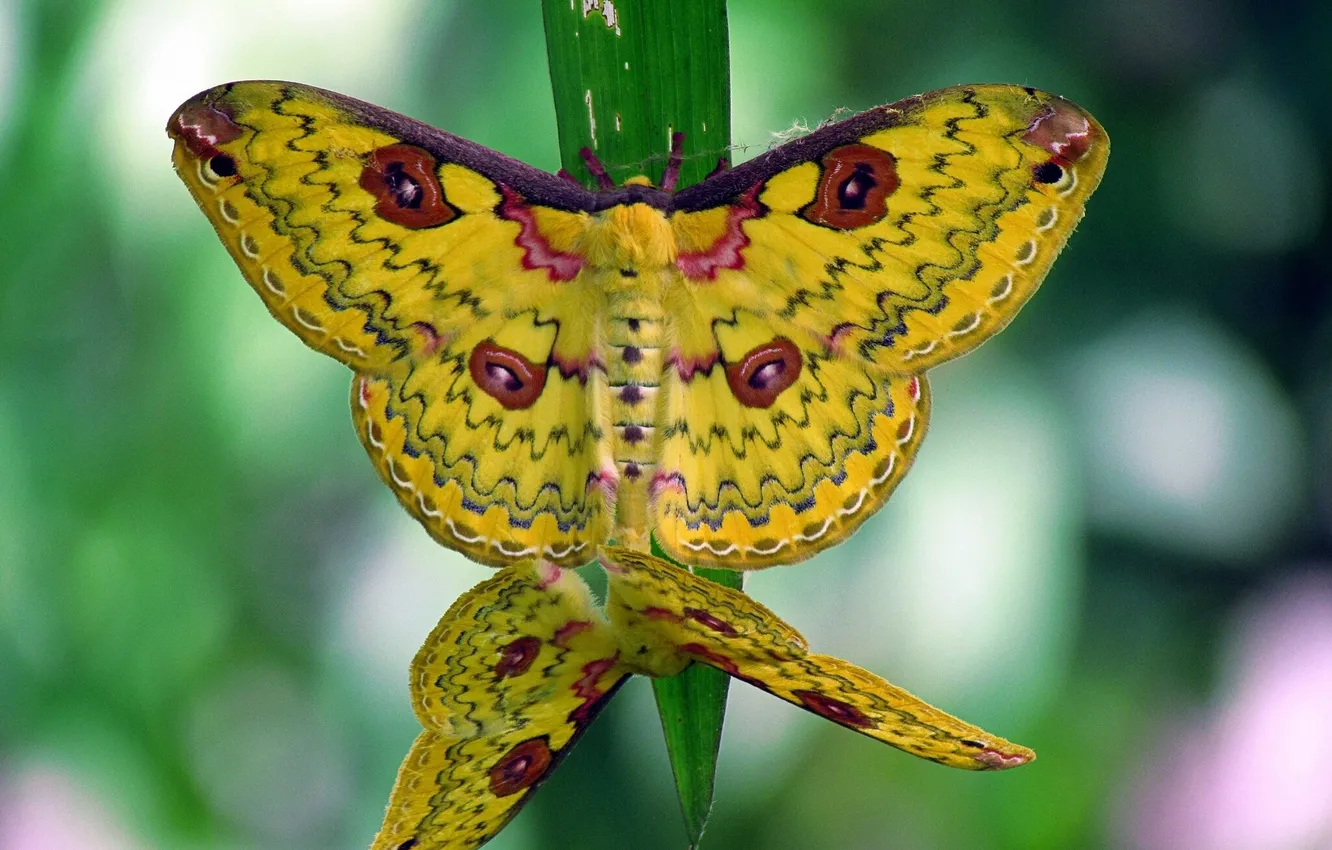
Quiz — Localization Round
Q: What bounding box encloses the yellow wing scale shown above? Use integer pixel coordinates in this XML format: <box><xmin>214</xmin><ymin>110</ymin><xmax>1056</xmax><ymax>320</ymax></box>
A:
<box><xmin>653</xmin><ymin>342</ymin><xmax>932</xmax><ymax>568</ymax></box>
<box><xmin>373</xmin><ymin>549</ymin><xmax>1032</xmax><ymax>849</ymax></box>
<box><xmin>168</xmin><ymin>79</ymin><xmax>1106</xmax><ymax>850</ymax></box>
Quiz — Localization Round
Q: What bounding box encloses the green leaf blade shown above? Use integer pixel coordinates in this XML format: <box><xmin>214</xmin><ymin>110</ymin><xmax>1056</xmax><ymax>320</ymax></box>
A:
<box><xmin>542</xmin><ymin>2</ymin><xmax>734</xmax><ymax>845</ymax></box>
<box><xmin>649</xmin><ymin>541</ymin><xmax>744</xmax><ymax>848</ymax></box>
<box><xmin>542</xmin><ymin>0</ymin><xmax>730</xmax><ymax>188</ymax></box>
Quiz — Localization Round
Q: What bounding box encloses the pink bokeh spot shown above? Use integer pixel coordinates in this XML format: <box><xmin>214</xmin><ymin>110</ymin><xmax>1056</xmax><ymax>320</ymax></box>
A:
<box><xmin>1125</xmin><ymin>571</ymin><xmax>1332</xmax><ymax>850</ymax></box>
<box><xmin>0</xmin><ymin>765</ymin><xmax>144</xmax><ymax>850</ymax></box>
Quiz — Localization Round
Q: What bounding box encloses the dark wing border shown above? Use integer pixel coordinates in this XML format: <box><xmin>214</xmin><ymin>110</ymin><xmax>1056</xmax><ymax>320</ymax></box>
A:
<box><xmin>202</xmin><ymin>80</ymin><xmax>602</xmax><ymax>213</ymax></box>
<box><xmin>670</xmin><ymin>86</ymin><xmax>1033</xmax><ymax>211</ymax></box>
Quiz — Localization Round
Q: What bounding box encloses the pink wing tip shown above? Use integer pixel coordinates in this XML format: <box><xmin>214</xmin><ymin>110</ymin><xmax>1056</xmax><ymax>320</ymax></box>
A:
<box><xmin>974</xmin><ymin>748</ymin><xmax>1035</xmax><ymax>770</ymax></box>
<box><xmin>1023</xmin><ymin>99</ymin><xmax>1094</xmax><ymax>162</ymax></box>
<box><xmin>168</xmin><ymin>96</ymin><xmax>242</xmax><ymax>157</ymax></box>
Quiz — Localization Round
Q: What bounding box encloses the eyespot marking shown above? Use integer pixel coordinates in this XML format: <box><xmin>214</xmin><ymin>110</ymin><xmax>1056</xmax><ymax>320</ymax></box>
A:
<box><xmin>359</xmin><ymin>144</ymin><xmax>457</xmax><ymax>229</ymax></box>
<box><xmin>469</xmin><ymin>342</ymin><xmax>547</xmax><ymax>410</ymax></box>
<box><xmin>489</xmin><ymin>737</ymin><xmax>553</xmax><ymax>796</ymax></box>
<box><xmin>1033</xmin><ymin>161</ymin><xmax>1063</xmax><ymax>184</ymax></box>
<box><xmin>802</xmin><ymin>144</ymin><xmax>899</xmax><ymax>229</ymax></box>
<box><xmin>724</xmin><ymin>338</ymin><xmax>802</xmax><ymax>408</ymax></box>
<box><xmin>792</xmin><ymin>689</ymin><xmax>874</xmax><ymax>728</ymax></box>
<box><xmin>495</xmin><ymin>637</ymin><xmax>541</xmax><ymax>678</ymax></box>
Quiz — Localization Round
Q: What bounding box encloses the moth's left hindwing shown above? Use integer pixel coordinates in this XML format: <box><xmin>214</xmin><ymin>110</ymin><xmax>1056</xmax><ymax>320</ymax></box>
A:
<box><xmin>372</xmin><ymin>562</ymin><xmax>630</xmax><ymax>850</ymax></box>
<box><xmin>168</xmin><ymin>82</ymin><xmax>613</xmax><ymax>566</ymax></box>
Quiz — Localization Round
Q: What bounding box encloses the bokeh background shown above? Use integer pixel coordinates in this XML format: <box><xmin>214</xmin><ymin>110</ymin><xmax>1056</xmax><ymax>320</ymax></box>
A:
<box><xmin>2</xmin><ymin>0</ymin><xmax>1331</xmax><ymax>847</ymax></box>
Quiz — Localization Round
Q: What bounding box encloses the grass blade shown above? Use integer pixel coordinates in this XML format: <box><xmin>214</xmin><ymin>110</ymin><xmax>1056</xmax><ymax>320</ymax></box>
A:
<box><xmin>542</xmin><ymin>2</ymin><xmax>735</xmax><ymax>845</ymax></box>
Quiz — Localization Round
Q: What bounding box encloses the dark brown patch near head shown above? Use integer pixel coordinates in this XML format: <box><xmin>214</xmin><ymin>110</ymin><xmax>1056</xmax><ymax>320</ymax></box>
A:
<box><xmin>802</xmin><ymin>144</ymin><xmax>899</xmax><ymax>230</ymax></box>
<box><xmin>469</xmin><ymin>342</ymin><xmax>547</xmax><ymax>409</ymax></box>
<box><xmin>495</xmin><ymin>636</ymin><xmax>541</xmax><ymax>678</ymax></box>
<box><xmin>792</xmin><ymin>689</ymin><xmax>874</xmax><ymax>728</ymax></box>
<box><xmin>489</xmin><ymin>737</ymin><xmax>554</xmax><ymax>796</ymax></box>
<box><xmin>359</xmin><ymin>144</ymin><xmax>457</xmax><ymax>229</ymax></box>
<box><xmin>725</xmin><ymin>338</ymin><xmax>802</xmax><ymax>408</ymax></box>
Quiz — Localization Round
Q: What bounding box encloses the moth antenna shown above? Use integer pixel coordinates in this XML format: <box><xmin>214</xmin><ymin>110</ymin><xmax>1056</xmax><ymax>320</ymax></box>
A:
<box><xmin>556</xmin><ymin>168</ymin><xmax>581</xmax><ymax>185</ymax></box>
<box><xmin>661</xmin><ymin>131</ymin><xmax>686</xmax><ymax>191</ymax></box>
<box><xmin>706</xmin><ymin>157</ymin><xmax>730</xmax><ymax>179</ymax></box>
<box><xmin>580</xmin><ymin>147</ymin><xmax>616</xmax><ymax>189</ymax></box>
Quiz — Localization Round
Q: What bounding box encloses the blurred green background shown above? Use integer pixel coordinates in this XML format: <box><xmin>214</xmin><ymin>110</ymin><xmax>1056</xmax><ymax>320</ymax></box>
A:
<box><xmin>2</xmin><ymin>0</ymin><xmax>1331</xmax><ymax>848</ymax></box>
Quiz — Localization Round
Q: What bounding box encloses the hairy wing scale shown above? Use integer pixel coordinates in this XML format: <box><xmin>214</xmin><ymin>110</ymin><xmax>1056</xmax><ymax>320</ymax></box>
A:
<box><xmin>726</xmin><ymin>87</ymin><xmax>1106</xmax><ymax>374</ymax></box>
<box><xmin>651</xmin><ymin>313</ymin><xmax>931</xmax><ymax>567</ymax></box>
<box><xmin>353</xmin><ymin>302</ymin><xmax>613</xmax><ymax>566</ymax></box>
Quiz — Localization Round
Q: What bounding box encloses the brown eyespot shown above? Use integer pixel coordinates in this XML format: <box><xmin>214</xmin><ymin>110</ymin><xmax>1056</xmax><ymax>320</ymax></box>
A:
<box><xmin>793</xmin><ymin>689</ymin><xmax>874</xmax><ymax>728</ymax></box>
<box><xmin>802</xmin><ymin>143</ymin><xmax>899</xmax><ymax>229</ymax></box>
<box><xmin>494</xmin><ymin>637</ymin><xmax>541</xmax><ymax>678</ymax></box>
<box><xmin>489</xmin><ymin>737</ymin><xmax>553</xmax><ymax>796</ymax></box>
<box><xmin>359</xmin><ymin>143</ymin><xmax>457</xmax><ymax>228</ymax></box>
<box><xmin>469</xmin><ymin>342</ymin><xmax>547</xmax><ymax>409</ymax></box>
<box><xmin>725</xmin><ymin>338</ymin><xmax>802</xmax><ymax>408</ymax></box>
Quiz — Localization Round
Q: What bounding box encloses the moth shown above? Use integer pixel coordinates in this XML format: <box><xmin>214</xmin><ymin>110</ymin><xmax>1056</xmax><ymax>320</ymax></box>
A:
<box><xmin>167</xmin><ymin>81</ymin><xmax>1107</xmax><ymax>570</ymax></box>
<box><xmin>370</xmin><ymin>547</ymin><xmax>1033</xmax><ymax>850</ymax></box>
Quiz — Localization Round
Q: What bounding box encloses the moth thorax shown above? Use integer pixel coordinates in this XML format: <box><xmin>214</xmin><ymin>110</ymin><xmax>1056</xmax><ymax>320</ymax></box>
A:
<box><xmin>585</xmin><ymin>203</ymin><xmax>675</xmax><ymax>270</ymax></box>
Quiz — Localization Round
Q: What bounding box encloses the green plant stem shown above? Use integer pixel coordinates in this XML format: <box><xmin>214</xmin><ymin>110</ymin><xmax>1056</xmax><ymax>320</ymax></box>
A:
<box><xmin>541</xmin><ymin>2</ymin><xmax>739</xmax><ymax>846</ymax></box>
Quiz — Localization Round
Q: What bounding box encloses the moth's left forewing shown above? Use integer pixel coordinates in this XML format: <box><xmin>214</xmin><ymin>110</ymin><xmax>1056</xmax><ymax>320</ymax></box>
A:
<box><xmin>601</xmin><ymin>547</ymin><xmax>1033</xmax><ymax>771</ymax></box>
<box><xmin>374</xmin><ymin>562</ymin><xmax>630</xmax><ymax>850</ymax></box>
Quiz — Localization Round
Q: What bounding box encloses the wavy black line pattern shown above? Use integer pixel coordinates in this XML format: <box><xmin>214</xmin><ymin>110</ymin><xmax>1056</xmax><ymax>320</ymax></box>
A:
<box><xmin>169</xmin><ymin>81</ymin><xmax>1106</xmax><ymax>570</ymax></box>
